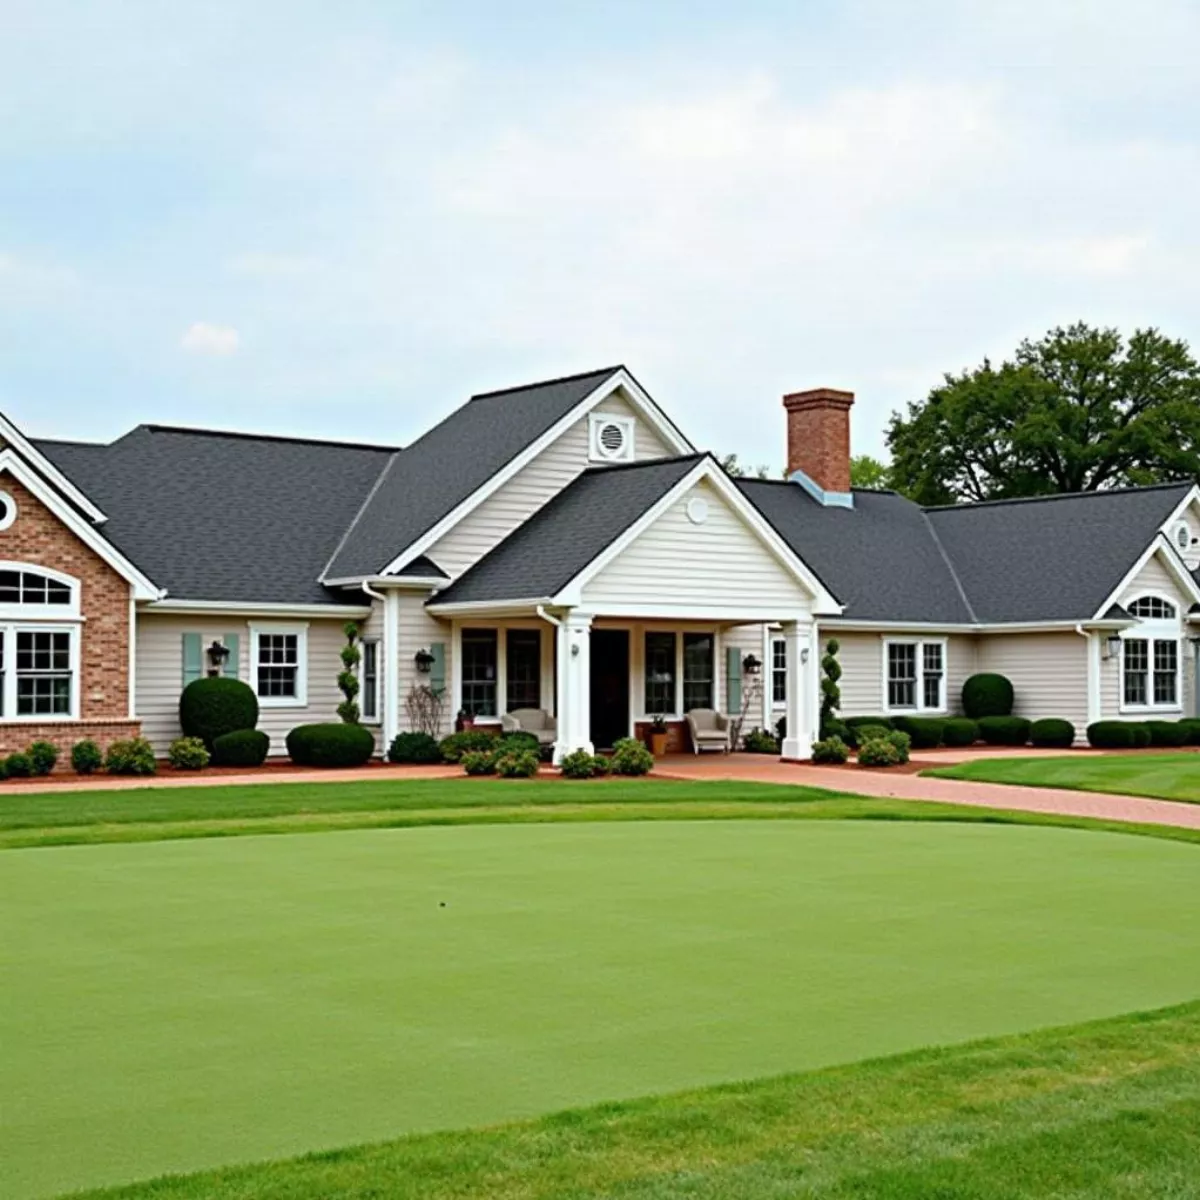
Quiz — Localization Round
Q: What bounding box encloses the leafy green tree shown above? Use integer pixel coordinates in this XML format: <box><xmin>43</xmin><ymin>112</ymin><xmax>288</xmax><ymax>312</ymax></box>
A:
<box><xmin>850</xmin><ymin>455</ymin><xmax>892</xmax><ymax>490</ymax></box>
<box><xmin>887</xmin><ymin>323</ymin><xmax>1200</xmax><ymax>504</ymax></box>
<box><xmin>719</xmin><ymin>452</ymin><xmax>773</xmax><ymax>480</ymax></box>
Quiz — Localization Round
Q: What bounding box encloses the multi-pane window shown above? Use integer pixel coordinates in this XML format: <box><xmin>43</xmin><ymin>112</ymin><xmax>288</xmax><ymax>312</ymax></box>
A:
<box><xmin>506</xmin><ymin>629</ymin><xmax>541</xmax><ymax>712</ymax></box>
<box><xmin>1128</xmin><ymin>597</ymin><xmax>1176</xmax><ymax>620</ymax></box>
<box><xmin>360</xmin><ymin>640</ymin><xmax>379</xmax><ymax>722</ymax></box>
<box><xmin>0</xmin><ymin>569</ymin><xmax>71</xmax><ymax>606</ymax></box>
<box><xmin>461</xmin><ymin>629</ymin><xmax>498</xmax><ymax>717</ymax></box>
<box><xmin>1154</xmin><ymin>640</ymin><xmax>1179</xmax><ymax>705</ymax></box>
<box><xmin>257</xmin><ymin>633</ymin><xmax>300</xmax><ymax>699</ymax></box>
<box><xmin>644</xmin><ymin>632</ymin><xmax>676</xmax><ymax>715</ymax></box>
<box><xmin>682</xmin><ymin>633</ymin><xmax>714</xmax><ymax>712</ymax></box>
<box><xmin>772</xmin><ymin>638</ymin><xmax>787</xmax><ymax>705</ymax></box>
<box><xmin>1124</xmin><ymin>637</ymin><xmax>1179</xmax><ymax>707</ymax></box>
<box><xmin>887</xmin><ymin>641</ymin><xmax>946</xmax><ymax>711</ymax></box>
<box><xmin>16</xmin><ymin>630</ymin><xmax>72</xmax><ymax>715</ymax></box>
<box><xmin>1123</xmin><ymin>638</ymin><xmax>1149</xmax><ymax>705</ymax></box>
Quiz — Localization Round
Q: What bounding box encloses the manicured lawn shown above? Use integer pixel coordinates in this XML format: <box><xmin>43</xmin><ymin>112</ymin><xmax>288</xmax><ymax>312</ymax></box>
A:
<box><xmin>927</xmin><ymin>751</ymin><xmax>1200</xmax><ymax>802</ymax></box>
<box><xmin>63</xmin><ymin>1000</ymin><xmax>1200</xmax><ymax>1200</ymax></box>
<box><xmin>6</xmin><ymin>819</ymin><xmax>1200</xmax><ymax>1198</ymax></box>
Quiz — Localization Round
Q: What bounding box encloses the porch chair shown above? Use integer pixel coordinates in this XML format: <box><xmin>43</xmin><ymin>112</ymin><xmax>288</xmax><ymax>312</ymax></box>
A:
<box><xmin>501</xmin><ymin>708</ymin><xmax>557</xmax><ymax>747</ymax></box>
<box><xmin>685</xmin><ymin>708</ymin><xmax>731</xmax><ymax>754</ymax></box>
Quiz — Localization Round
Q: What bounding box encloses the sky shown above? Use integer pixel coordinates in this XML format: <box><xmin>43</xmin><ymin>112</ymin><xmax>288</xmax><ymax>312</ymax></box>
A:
<box><xmin>1</xmin><ymin>0</ymin><xmax>1198</xmax><ymax>467</ymax></box>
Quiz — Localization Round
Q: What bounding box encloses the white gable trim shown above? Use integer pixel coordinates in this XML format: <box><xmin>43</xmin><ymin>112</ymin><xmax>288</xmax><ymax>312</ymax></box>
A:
<box><xmin>552</xmin><ymin>457</ymin><xmax>843</xmax><ymax>613</ymax></box>
<box><xmin>0</xmin><ymin>412</ymin><xmax>107</xmax><ymax>523</ymax></box>
<box><xmin>1091</xmin><ymin>532</ymin><xmax>1200</xmax><ymax>620</ymax></box>
<box><xmin>366</xmin><ymin>369</ymin><xmax>695</xmax><ymax>581</ymax></box>
<box><xmin>0</xmin><ymin>449</ymin><xmax>160</xmax><ymax>600</ymax></box>
<box><xmin>1156</xmin><ymin>484</ymin><xmax>1200</xmax><ymax>536</ymax></box>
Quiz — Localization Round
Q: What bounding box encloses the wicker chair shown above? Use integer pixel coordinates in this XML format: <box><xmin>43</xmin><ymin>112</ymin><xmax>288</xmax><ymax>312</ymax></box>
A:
<box><xmin>500</xmin><ymin>708</ymin><xmax>557</xmax><ymax>747</ymax></box>
<box><xmin>685</xmin><ymin>708</ymin><xmax>730</xmax><ymax>754</ymax></box>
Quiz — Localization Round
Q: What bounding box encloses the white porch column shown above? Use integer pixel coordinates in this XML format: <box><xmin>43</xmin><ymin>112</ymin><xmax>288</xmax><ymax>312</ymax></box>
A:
<box><xmin>781</xmin><ymin>619</ymin><xmax>816</xmax><ymax>760</ymax></box>
<box><xmin>554</xmin><ymin>610</ymin><xmax>594</xmax><ymax>762</ymax></box>
<box><xmin>1085</xmin><ymin>631</ymin><xmax>1102</xmax><ymax>728</ymax></box>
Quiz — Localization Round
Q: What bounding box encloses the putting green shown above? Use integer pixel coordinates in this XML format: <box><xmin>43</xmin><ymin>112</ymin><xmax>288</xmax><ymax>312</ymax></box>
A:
<box><xmin>5</xmin><ymin>820</ymin><xmax>1200</xmax><ymax>1199</ymax></box>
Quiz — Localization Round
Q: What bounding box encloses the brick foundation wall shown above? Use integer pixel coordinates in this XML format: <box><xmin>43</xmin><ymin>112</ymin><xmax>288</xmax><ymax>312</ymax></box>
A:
<box><xmin>0</xmin><ymin>718</ymin><xmax>142</xmax><ymax>761</ymax></box>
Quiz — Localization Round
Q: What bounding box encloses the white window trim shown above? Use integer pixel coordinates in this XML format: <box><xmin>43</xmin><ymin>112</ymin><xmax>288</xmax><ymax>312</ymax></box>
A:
<box><xmin>358</xmin><ymin>637</ymin><xmax>381</xmax><ymax>726</ymax></box>
<box><xmin>451</xmin><ymin>620</ymin><xmax>554</xmax><ymax>724</ymax></box>
<box><xmin>637</xmin><ymin>626</ymin><xmax>720</xmax><ymax>720</ymax></box>
<box><xmin>0</xmin><ymin>622</ymin><xmax>81</xmax><ymax>722</ymax></box>
<box><xmin>882</xmin><ymin>637</ymin><xmax>948</xmax><ymax>714</ymax></box>
<box><xmin>249</xmin><ymin>622</ymin><xmax>309</xmax><ymax>708</ymax></box>
<box><xmin>0</xmin><ymin>561</ymin><xmax>81</xmax><ymax>621</ymax></box>
<box><xmin>1118</xmin><ymin>633</ymin><xmax>1182</xmax><ymax>715</ymax></box>
<box><xmin>587</xmin><ymin>412</ymin><xmax>636</xmax><ymax>463</ymax></box>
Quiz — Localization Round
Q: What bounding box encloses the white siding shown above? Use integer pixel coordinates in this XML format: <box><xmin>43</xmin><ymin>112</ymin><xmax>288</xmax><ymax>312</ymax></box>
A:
<box><xmin>581</xmin><ymin>480</ymin><xmax>812</xmax><ymax>616</ymax></box>
<box><xmin>136</xmin><ymin>614</ymin><xmax>351</xmax><ymax>755</ymax></box>
<box><xmin>1118</xmin><ymin>553</ymin><xmax>1186</xmax><ymax>609</ymax></box>
<box><xmin>395</xmin><ymin>592</ymin><xmax>456</xmax><ymax>738</ymax></box>
<box><xmin>976</xmin><ymin>632</ymin><xmax>1088</xmax><ymax>734</ymax></box>
<box><xmin>428</xmin><ymin>394</ymin><xmax>672</xmax><ymax>579</ymax></box>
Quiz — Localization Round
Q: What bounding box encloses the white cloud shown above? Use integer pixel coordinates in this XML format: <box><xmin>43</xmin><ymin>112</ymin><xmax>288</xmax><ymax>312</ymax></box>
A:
<box><xmin>180</xmin><ymin>322</ymin><xmax>240</xmax><ymax>356</ymax></box>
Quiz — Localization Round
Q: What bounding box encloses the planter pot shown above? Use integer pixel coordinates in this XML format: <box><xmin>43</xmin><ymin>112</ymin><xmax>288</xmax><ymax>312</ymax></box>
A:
<box><xmin>649</xmin><ymin>731</ymin><xmax>668</xmax><ymax>757</ymax></box>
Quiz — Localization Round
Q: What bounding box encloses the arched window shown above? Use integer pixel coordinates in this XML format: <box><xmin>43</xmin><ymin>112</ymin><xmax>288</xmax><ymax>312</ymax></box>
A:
<box><xmin>0</xmin><ymin>568</ymin><xmax>73</xmax><ymax>607</ymax></box>
<box><xmin>1128</xmin><ymin>596</ymin><xmax>1176</xmax><ymax>621</ymax></box>
<box><xmin>0</xmin><ymin>564</ymin><xmax>81</xmax><ymax>721</ymax></box>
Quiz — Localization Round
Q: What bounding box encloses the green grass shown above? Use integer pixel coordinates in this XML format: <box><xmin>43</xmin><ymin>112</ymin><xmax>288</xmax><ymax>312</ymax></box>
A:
<box><xmin>926</xmin><ymin>751</ymin><xmax>1200</xmax><ymax>802</ymax></box>
<box><xmin>7</xmin><ymin>818</ymin><xmax>1200</xmax><ymax>1198</ymax></box>
<box><xmin>60</xmin><ymin>1000</ymin><xmax>1200</xmax><ymax>1200</ymax></box>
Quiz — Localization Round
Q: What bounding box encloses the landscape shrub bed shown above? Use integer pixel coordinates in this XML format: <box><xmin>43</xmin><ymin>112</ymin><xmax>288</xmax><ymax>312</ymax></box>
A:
<box><xmin>891</xmin><ymin>716</ymin><xmax>945</xmax><ymax>749</ymax></box>
<box><xmin>211</xmin><ymin>729</ymin><xmax>270</xmax><ymax>768</ymax></box>
<box><xmin>179</xmin><ymin>677</ymin><xmax>259</xmax><ymax>748</ymax></box>
<box><xmin>857</xmin><ymin>729</ymin><xmax>911</xmax><ymax>768</ymax></box>
<box><xmin>168</xmin><ymin>737</ymin><xmax>210</xmax><ymax>770</ymax></box>
<box><xmin>460</xmin><ymin>749</ymin><xmax>496</xmax><ymax>776</ymax></box>
<box><xmin>611</xmin><ymin>737</ymin><xmax>654</xmax><ymax>776</ymax></box>
<box><xmin>286</xmin><ymin>723</ymin><xmax>375</xmax><ymax>768</ymax></box>
<box><xmin>962</xmin><ymin>673</ymin><xmax>1014</xmax><ymax>719</ymax></box>
<box><xmin>1177</xmin><ymin>719</ymin><xmax>1200</xmax><ymax>745</ymax></box>
<box><xmin>1146</xmin><ymin>720</ymin><xmax>1189</xmax><ymax>747</ymax></box>
<box><xmin>495</xmin><ymin>749</ymin><xmax>539</xmax><ymax>778</ymax></box>
<box><xmin>1087</xmin><ymin>721</ymin><xmax>1135</xmax><ymax>749</ymax></box>
<box><xmin>1030</xmin><ymin>718</ymin><xmax>1075</xmax><ymax>748</ymax></box>
<box><xmin>977</xmin><ymin>715</ymin><xmax>1031</xmax><ymax>746</ymax></box>
<box><xmin>105</xmin><ymin>737</ymin><xmax>157</xmax><ymax>776</ymax></box>
<box><xmin>810</xmin><ymin>735</ymin><xmax>849</xmax><ymax>764</ymax></box>
<box><xmin>942</xmin><ymin>717</ymin><xmax>978</xmax><ymax>747</ymax></box>
<box><xmin>743</xmin><ymin>727</ymin><xmax>781</xmax><ymax>753</ymax></box>
<box><xmin>387</xmin><ymin>731</ymin><xmax>443</xmax><ymax>764</ymax></box>
<box><xmin>439</xmin><ymin>729</ymin><xmax>499</xmax><ymax>763</ymax></box>
<box><xmin>1129</xmin><ymin>723</ymin><xmax>1152</xmax><ymax>748</ymax></box>
<box><xmin>71</xmin><ymin>739</ymin><xmax>103</xmax><ymax>775</ymax></box>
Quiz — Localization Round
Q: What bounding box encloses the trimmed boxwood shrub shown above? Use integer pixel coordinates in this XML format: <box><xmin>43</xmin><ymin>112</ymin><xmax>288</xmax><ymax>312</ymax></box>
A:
<box><xmin>890</xmin><ymin>716</ymin><xmax>946</xmax><ymax>749</ymax></box>
<box><xmin>179</xmin><ymin>677</ymin><xmax>259</xmax><ymax>749</ymax></box>
<box><xmin>71</xmin><ymin>739</ymin><xmax>103</xmax><ymax>775</ymax></box>
<box><xmin>1030</xmin><ymin>718</ymin><xmax>1075</xmax><ymax>748</ymax></box>
<box><xmin>212</xmin><ymin>728</ymin><xmax>270</xmax><ymax>767</ymax></box>
<box><xmin>560</xmin><ymin>748</ymin><xmax>600</xmax><ymax>779</ymax></box>
<box><xmin>5</xmin><ymin>752</ymin><xmax>32</xmax><ymax>778</ymax></box>
<box><xmin>1087</xmin><ymin>720</ymin><xmax>1136</xmax><ymax>748</ymax></box>
<box><xmin>847</xmin><ymin>723</ymin><xmax>891</xmax><ymax>748</ymax></box>
<box><xmin>857</xmin><ymin>737</ymin><xmax>902</xmax><ymax>767</ymax></box>
<box><xmin>962</xmin><ymin>673</ymin><xmax>1014</xmax><ymax>720</ymax></box>
<box><xmin>745</xmin><ymin>727</ymin><xmax>782</xmax><ymax>753</ymax></box>
<box><xmin>1146</xmin><ymin>720</ymin><xmax>1189</xmax><ymax>747</ymax></box>
<box><xmin>942</xmin><ymin>717</ymin><xmax>979</xmax><ymax>747</ymax></box>
<box><xmin>460</xmin><ymin>750</ymin><xmax>496</xmax><ymax>776</ymax></box>
<box><xmin>286</xmin><ymin>723</ymin><xmax>375</xmax><ymax>768</ymax></box>
<box><xmin>1177</xmin><ymin>718</ymin><xmax>1200</xmax><ymax>746</ymax></box>
<box><xmin>387</xmin><ymin>731</ymin><xmax>443</xmax><ymax>764</ymax></box>
<box><xmin>845</xmin><ymin>715</ymin><xmax>895</xmax><ymax>732</ymax></box>
<box><xmin>439</xmin><ymin>729</ymin><xmax>500</xmax><ymax>763</ymax></box>
<box><xmin>495</xmin><ymin>749</ymin><xmax>539</xmax><ymax>778</ymax></box>
<box><xmin>496</xmin><ymin>732</ymin><xmax>540</xmax><ymax>757</ymax></box>
<box><xmin>811</xmin><ymin>736</ymin><xmax>849</xmax><ymax>764</ymax></box>
<box><xmin>105</xmin><ymin>737</ymin><xmax>157</xmax><ymax>776</ymax></box>
<box><xmin>1129</xmin><ymin>723</ymin><xmax>1152</xmax><ymax>748</ymax></box>
<box><xmin>611</xmin><ymin>737</ymin><xmax>654</xmax><ymax>776</ymax></box>
<box><xmin>28</xmin><ymin>740</ymin><xmax>59</xmax><ymax>776</ymax></box>
<box><xmin>168</xmin><ymin>736</ymin><xmax>210</xmax><ymax>770</ymax></box>
<box><xmin>977</xmin><ymin>715</ymin><xmax>1031</xmax><ymax>746</ymax></box>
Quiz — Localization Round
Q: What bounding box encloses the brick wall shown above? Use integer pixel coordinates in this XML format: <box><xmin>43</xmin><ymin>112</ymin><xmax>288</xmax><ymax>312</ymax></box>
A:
<box><xmin>783</xmin><ymin>388</ymin><xmax>854</xmax><ymax>495</ymax></box>
<box><xmin>0</xmin><ymin>471</ymin><xmax>138</xmax><ymax>760</ymax></box>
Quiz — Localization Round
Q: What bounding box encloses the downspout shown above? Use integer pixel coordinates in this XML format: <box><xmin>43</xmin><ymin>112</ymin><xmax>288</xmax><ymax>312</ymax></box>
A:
<box><xmin>1075</xmin><ymin>624</ymin><xmax>1098</xmax><ymax>735</ymax></box>
<box><xmin>363</xmin><ymin>582</ymin><xmax>394</xmax><ymax>755</ymax></box>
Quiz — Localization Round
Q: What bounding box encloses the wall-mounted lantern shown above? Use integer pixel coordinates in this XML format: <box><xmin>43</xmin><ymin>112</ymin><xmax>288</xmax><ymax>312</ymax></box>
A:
<box><xmin>1104</xmin><ymin>633</ymin><xmax>1123</xmax><ymax>660</ymax></box>
<box><xmin>742</xmin><ymin>654</ymin><xmax>762</xmax><ymax>675</ymax></box>
<box><xmin>207</xmin><ymin>640</ymin><xmax>231</xmax><ymax>669</ymax></box>
<box><xmin>414</xmin><ymin>648</ymin><xmax>436</xmax><ymax>674</ymax></box>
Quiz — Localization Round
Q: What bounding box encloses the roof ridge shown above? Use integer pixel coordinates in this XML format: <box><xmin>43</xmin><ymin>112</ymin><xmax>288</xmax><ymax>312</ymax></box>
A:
<box><xmin>920</xmin><ymin>510</ymin><xmax>979</xmax><ymax>623</ymax></box>
<box><xmin>319</xmin><ymin>451</ymin><xmax>403</xmax><ymax>581</ymax></box>
<box><xmin>139</xmin><ymin>423</ymin><xmax>400</xmax><ymax>453</ymax></box>
<box><xmin>923</xmin><ymin>480</ymin><xmax>1193</xmax><ymax>513</ymax></box>
<box><xmin>469</xmin><ymin>365</ymin><xmax>622</xmax><ymax>401</ymax></box>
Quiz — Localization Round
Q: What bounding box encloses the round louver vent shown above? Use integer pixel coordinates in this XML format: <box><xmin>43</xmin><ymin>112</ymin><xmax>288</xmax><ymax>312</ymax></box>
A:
<box><xmin>1175</xmin><ymin>521</ymin><xmax>1191</xmax><ymax>551</ymax></box>
<box><xmin>598</xmin><ymin>423</ymin><xmax>625</xmax><ymax>455</ymax></box>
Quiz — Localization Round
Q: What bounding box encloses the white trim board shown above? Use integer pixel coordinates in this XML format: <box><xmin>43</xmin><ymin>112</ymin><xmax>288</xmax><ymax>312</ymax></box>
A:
<box><xmin>146</xmin><ymin>599</ymin><xmax>371</xmax><ymax>619</ymax></box>
<box><xmin>0</xmin><ymin>412</ymin><xmax>107</xmax><ymax>523</ymax></box>
<box><xmin>1091</xmin><ymin>533</ymin><xmax>1200</xmax><ymax>621</ymax></box>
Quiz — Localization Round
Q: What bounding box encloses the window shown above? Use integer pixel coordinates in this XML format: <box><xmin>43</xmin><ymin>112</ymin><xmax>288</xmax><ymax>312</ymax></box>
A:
<box><xmin>16</xmin><ymin>630</ymin><xmax>72</xmax><ymax>715</ymax></box>
<box><xmin>0</xmin><ymin>568</ymin><xmax>72</xmax><ymax>607</ymax></box>
<box><xmin>682</xmin><ymin>633</ymin><xmax>714</xmax><ymax>712</ymax></box>
<box><xmin>0</xmin><ymin>565</ymin><xmax>81</xmax><ymax>721</ymax></box>
<box><xmin>1123</xmin><ymin>639</ymin><xmax>1149</xmax><ymax>706</ymax></box>
<box><xmin>461</xmin><ymin>628</ymin><xmax>498</xmax><ymax>717</ymax></box>
<box><xmin>1154</xmin><ymin>640</ymin><xmax>1179</xmax><ymax>705</ymax></box>
<box><xmin>772</xmin><ymin>638</ymin><xmax>787</xmax><ymax>705</ymax></box>
<box><xmin>644</xmin><ymin>632</ymin><xmax>676</xmax><ymax>714</ymax></box>
<box><xmin>1123</xmin><ymin>637</ymin><xmax>1179</xmax><ymax>708</ymax></box>
<box><xmin>886</xmin><ymin>640</ymin><xmax>946</xmax><ymax>711</ymax></box>
<box><xmin>250</xmin><ymin>625</ymin><xmax>307</xmax><ymax>706</ymax></box>
<box><xmin>360</xmin><ymin>640</ymin><xmax>379</xmax><ymax>723</ymax></box>
<box><xmin>1128</xmin><ymin>596</ymin><xmax>1176</xmax><ymax>620</ymax></box>
<box><xmin>506</xmin><ymin>629</ymin><xmax>541</xmax><ymax>711</ymax></box>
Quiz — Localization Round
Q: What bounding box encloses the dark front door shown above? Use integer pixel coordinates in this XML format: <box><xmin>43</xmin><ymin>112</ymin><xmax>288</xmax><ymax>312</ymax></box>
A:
<box><xmin>590</xmin><ymin>629</ymin><xmax>630</xmax><ymax>750</ymax></box>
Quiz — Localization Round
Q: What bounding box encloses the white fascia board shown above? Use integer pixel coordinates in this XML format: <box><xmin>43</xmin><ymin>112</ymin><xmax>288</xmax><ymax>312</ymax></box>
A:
<box><xmin>1157</xmin><ymin>484</ymin><xmax>1200</xmax><ymax>534</ymax></box>
<box><xmin>821</xmin><ymin>618</ymin><xmax>1139</xmax><ymax>634</ymax></box>
<box><xmin>376</xmin><ymin>369</ymin><xmax>696</xmax><ymax>580</ymax></box>
<box><xmin>146</xmin><ymin>598</ymin><xmax>371</xmax><ymax>618</ymax></box>
<box><xmin>1091</xmin><ymin>532</ymin><xmax>1200</xmax><ymax>620</ymax></box>
<box><xmin>0</xmin><ymin>449</ymin><xmax>160</xmax><ymax>599</ymax></box>
<box><xmin>552</xmin><ymin>457</ymin><xmax>843</xmax><ymax>613</ymax></box>
<box><xmin>0</xmin><ymin>411</ymin><xmax>107</xmax><ymax>523</ymax></box>
<box><xmin>324</xmin><ymin>575</ymin><xmax>446</xmax><ymax>590</ymax></box>
<box><xmin>425</xmin><ymin>597</ymin><xmax>552</xmax><ymax>617</ymax></box>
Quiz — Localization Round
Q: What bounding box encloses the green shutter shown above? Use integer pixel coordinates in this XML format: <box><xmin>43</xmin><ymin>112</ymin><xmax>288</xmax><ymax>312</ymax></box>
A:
<box><xmin>223</xmin><ymin>633</ymin><xmax>240</xmax><ymax>680</ymax></box>
<box><xmin>726</xmin><ymin>646</ymin><xmax>742</xmax><ymax>713</ymax></box>
<box><xmin>182</xmin><ymin>633</ymin><xmax>203</xmax><ymax>687</ymax></box>
<box><xmin>430</xmin><ymin>642</ymin><xmax>446</xmax><ymax>696</ymax></box>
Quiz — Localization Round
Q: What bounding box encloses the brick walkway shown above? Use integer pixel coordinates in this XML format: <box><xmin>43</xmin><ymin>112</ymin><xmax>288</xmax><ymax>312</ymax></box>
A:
<box><xmin>654</xmin><ymin>753</ymin><xmax>1200</xmax><ymax>832</ymax></box>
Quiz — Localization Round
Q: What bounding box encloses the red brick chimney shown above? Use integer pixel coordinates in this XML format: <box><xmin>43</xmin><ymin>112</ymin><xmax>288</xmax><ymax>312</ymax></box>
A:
<box><xmin>783</xmin><ymin>387</ymin><xmax>854</xmax><ymax>499</ymax></box>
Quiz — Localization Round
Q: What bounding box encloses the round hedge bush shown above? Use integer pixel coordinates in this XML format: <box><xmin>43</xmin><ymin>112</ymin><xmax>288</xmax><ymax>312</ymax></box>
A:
<box><xmin>942</xmin><ymin>717</ymin><xmax>979</xmax><ymax>747</ymax></box>
<box><xmin>1030</xmin><ymin>718</ymin><xmax>1075</xmax><ymax>748</ymax></box>
<box><xmin>168</xmin><ymin>736</ymin><xmax>210</xmax><ymax>770</ymax></box>
<box><xmin>890</xmin><ymin>716</ymin><xmax>945</xmax><ymax>749</ymax></box>
<box><xmin>180</xmin><ymin>677</ymin><xmax>259</xmax><ymax>748</ymax></box>
<box><xmin>438</xmin><ymin>729</ymin><xmax>499</xmax><ymax>763</ymax></box>
<box><xmin>962</xmin><ymin>673</ymin><xmax>1014</xmax><ymax>720</ymax></box>
<box><xmin>71</xmin><ymin>739</ymin><xmax>103</xmax><ymax>775</ymax></box>
<box><xmin>495</xmin><ymin>749</ymin><xmax>539</xmax><ymax>778</ymax></box>
<box><xmin>1146</xmin><ymin>720</ymin><xmax>1189</xmax><ymax>747</ymax></box>
<box><xmin>857</xmin><ymin>737</ymin><xmax>903</xmax><ymax>767</ymax></box>
<box><xmin>387</xmin><ymin>731</ymin><xmax>442</xmax><ymax>764</ymax></box>
<box><xmin>560</xmin><ymin>748</ymin><xmax>599</xmax><ymax>779</ymax></box>
<box><xmin>28</xmin><ymin>740</ymin><xmax>59</xmax><ymax>776</ymax></box>
<box><xmin>5</xmin><ymin>752</ymin><xmax>32</xmax><ymax>778</ymax></box>
<box><xmin>286</xmin><ymin>723</ymin><xmax>375</xmax><ymax>768</ymax></box>
<box><xmin>1086</xmin><ymin>720</ymin><xmax>1135</xmax><ymax>749</ymax></box>
<box><xmin>212</xmin><ymin>728</ymin><xmax>270</xmax><ymax>767</ymax></box>
<box><xmin>811</xmin><ymin>735</ymin><xmax>849</xmax><ymax>764</ymax></box>
<box><xmin>460</xmin><ymin>749</ymin><xmax>496</xmax><ymax>776</ymax></box>
<box><xmin>977</xmin><ymin>715</ymin><xmax>1031</xmax><ymax>746</ymax></box>
<box><xmin>846</xmin><ymin>723</ymin><xmax>891</xmax><ymax>748</ymax></box>
<box><xmin>611</xmin><ymin>737</ymin><xmax>654</xmax><ymax>776</ymax></box>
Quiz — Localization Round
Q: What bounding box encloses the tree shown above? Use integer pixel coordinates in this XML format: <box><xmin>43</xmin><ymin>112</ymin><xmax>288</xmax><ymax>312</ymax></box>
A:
<box><xmin>719</xmin><ymin>452</ymin><xmax>773</xmax><ymax>480</ymax></box>
<box><xmin>887</xmin><ymin>323</ymin><xmax>1200</xmax><ymax>505</ymax></box>
<box><xmin>820</xmin><ymin>638</ymin><xmax>841</xmax><ymax>734</ymax></box>
<box><xmin>850</xmin><ymin>455</ymin><xmax>891</xmax><ymax>490</ymax></box>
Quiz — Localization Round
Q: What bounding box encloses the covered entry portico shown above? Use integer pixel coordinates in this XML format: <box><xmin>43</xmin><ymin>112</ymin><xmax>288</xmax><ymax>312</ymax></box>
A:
<box><xmin>425</xmin><ymin>455</ymin><xmax>842</xmax><ymax>761</ymax></box>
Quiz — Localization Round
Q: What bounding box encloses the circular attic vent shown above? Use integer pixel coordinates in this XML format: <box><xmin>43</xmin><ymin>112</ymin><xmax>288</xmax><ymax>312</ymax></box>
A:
<box><xmin>598</xmin><ymin>422</ymin><xmax>626</xmax><ymax>455</ymax></box>
<box><xmin>1174</xmin><ymin>521</ymin><xmax>1191</xmax><ymax>552</ymax></box>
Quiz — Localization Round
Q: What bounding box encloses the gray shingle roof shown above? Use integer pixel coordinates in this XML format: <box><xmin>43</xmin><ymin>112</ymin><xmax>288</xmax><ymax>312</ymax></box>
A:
<box><xmin>737</xmin><ymin>481</ymin><xmax>973</xmax><ymax>623</ymax></box>
<box><xmin>35</xmin><ymin>428</ymin><xmax>395</xmax><ymax>605</ymax></box>
<box><xmin>924</xmin><ymin>483</ymin><xmax>1193</xmax><ymax>623</ymax></box>
<box><xmin>432</xmin><ymin>455</ymin><xmax>704</xmax><ymax>605</ymax></box>
<box><xmin>324</xmin><ymin>367</ymin><xmax>623</xmax><ymax>580</ymax></box>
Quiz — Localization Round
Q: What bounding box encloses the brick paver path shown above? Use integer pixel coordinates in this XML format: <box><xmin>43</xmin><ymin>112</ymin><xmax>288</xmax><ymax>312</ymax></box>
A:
<box><xmin>655</xmin><ymin>754</ymin><xmax>1200</xmax><ymax>832</ymax></box>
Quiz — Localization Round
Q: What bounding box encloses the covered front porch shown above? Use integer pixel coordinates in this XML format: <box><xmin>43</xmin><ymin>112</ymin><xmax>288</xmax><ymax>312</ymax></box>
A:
<box><xmin>438</xmin><ymin>608</ymin><xmax>821</xmax><ymax>762</ymax></box>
